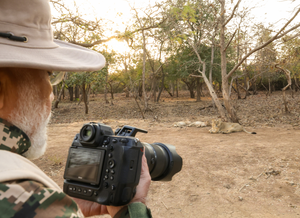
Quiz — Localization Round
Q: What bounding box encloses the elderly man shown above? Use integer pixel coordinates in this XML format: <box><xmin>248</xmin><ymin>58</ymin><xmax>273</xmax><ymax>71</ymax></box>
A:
<box><xmin>0</xmin><ymin>0</ymin><xmax>152</xmax><ymax>218</ymax></box>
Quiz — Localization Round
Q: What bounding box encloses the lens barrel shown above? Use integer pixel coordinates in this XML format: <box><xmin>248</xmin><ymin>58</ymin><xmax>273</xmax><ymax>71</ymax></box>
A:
<box><xmin>142</xmin><ymin>142</ymin><xmax>182</xmax><ymax>181</ymax></box>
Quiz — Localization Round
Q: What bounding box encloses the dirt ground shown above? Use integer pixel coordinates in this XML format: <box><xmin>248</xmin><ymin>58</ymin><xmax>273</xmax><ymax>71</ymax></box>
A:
<box><xmin>32</xmin><ymin>91</ymin><xmax>300</xmax><ymax>217</ymax></box>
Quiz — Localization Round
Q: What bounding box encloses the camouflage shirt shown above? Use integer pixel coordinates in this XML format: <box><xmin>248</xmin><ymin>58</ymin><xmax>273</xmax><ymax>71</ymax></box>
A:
<box><xmin>0</xmin><ymin>118</ymin><xmax>84</xmax><ymax>218</ymax></box>
<box><xmin>0</xmin><ymin>118</ymin><xmax>152</xmax><ymax>218</ymax></box>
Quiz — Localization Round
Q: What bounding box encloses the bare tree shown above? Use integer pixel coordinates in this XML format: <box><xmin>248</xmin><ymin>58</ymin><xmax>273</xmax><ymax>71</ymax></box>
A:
<box><xmin>217</xmin><ymin>0</ymin><xmax>300</xmax><ymax>122</ymax></box>
<box><xmin>275</xmin><ymin>64</ymin><xmax>292</xmax><ymax>113</ymax></box>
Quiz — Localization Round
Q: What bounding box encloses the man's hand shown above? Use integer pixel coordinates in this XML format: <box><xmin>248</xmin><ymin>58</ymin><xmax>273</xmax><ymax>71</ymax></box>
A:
<box><xmin>130</xmin><ymin>150</ymin><xmax>151</xmax><ymax>204</ymax></box>
<box><xmin>74</xmin><ymin>150</ymin><xmax>151</xmax><ymax>217</ymax></box>
<box><xmin>73</xmin><ymin>197</ymin><xmax>109</xmax><ymax>217</ymax></box>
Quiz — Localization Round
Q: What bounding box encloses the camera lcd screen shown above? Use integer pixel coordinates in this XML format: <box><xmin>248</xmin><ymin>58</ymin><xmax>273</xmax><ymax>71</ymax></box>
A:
<box><xmin>65</xmin><ymin>148</ymin><xmax>105</xmax><ymax>184</ymax></box>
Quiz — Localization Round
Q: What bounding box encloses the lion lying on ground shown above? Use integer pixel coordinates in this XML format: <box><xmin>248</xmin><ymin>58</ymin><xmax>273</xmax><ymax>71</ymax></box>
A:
<box><xmin>173</xmin><ymin>121</ymin><xmax>208</xmax><ymax>128</ymax></box>
<box><xmin>209</xmin><ymin>119</ymin><xmax>256</xmax><ymax>134</ymax></box>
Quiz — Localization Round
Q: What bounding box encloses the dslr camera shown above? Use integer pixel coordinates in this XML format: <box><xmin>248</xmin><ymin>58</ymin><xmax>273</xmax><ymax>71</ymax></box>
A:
<box><xmin>63</xmin><ymin>122</ymin><xmax>182</xmax><ymax>206</ymax></box>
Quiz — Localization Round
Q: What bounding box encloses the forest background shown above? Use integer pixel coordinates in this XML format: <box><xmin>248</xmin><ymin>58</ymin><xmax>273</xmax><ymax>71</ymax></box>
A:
<box><xmin>49</xmin><ymin>0</ymin><xmax>300</xmax><ymax>124</ymax></box>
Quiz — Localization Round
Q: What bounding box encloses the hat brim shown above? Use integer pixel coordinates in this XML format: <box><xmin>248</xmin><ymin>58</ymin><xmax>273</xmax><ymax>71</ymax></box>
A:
<box><xmin>0</xmin><ymin>40</ymin><xmax>106</xmax><ymax>72</ymax></box>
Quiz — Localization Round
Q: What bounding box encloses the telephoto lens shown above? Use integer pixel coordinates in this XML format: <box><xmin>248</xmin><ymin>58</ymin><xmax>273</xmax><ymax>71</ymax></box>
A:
<box><xmin>142</xmin><ymin>142</ymin><xmax>182</xmax><ymax>181</ymax></box>
<box><xmin>116</xmin><ymin>125</ymin><xmax>183</xmax><ymax>181</ymax></box>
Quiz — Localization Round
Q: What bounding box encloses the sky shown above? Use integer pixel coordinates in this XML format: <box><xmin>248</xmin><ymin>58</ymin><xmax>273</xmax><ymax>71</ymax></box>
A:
<box><xmin>52</xmin><ymin>0</ymin><xmax>300</xmax><ymax>53</ymax></box>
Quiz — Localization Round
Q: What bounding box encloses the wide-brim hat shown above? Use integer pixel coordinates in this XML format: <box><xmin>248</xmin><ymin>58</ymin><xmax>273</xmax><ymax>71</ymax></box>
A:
<box><xmin>0</xmin><ymin>0</ymin><xmax>105</xmax><ymax>72</ymax></box>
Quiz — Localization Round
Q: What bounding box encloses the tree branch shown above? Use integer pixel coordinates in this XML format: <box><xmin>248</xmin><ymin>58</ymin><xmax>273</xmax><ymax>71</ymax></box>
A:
<box><xmin>69</xmin><ymin>36</ymin><xmax>118</xmax><ymax>47</ymax></box>
<box><xmin>224</xmin><ymin>0</ymin><xmax>242</xmax><ymax>27</ymax></box>
<box><xmin>227</xmin><ymin>7</ymin><xmax>300</xmax><ymax>78</ymax></box>
<box><xmin>224</xmin><ymin>29</ymin><xmax>238</xmax><ymax>52</ymax></box>
<box><xmin>189</xmin><ymin>74</ymin><xmax>203</xmax><ymax>78</ymax></box>
<box><xmin>275</xmin><ymin>64</ymin><xmax>292</xmax><ymax>91</ymax></box>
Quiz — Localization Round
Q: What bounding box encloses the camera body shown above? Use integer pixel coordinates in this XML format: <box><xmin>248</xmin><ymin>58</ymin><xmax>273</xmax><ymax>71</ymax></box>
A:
<box><xmin>63</xmin><ymin>122</ymin><xmax>144</xmax><ymax>206</ymax></box>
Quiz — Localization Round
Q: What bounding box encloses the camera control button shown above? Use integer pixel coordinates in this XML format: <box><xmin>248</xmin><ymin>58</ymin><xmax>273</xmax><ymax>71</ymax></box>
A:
<box><xmin>68</xmin><ymin>186</ymin><xmax>73</xmax><ymax>191</ymax></box>
<box><xmin>94</xmin><ymin>192</ymin><xmax>98</xmax><ymax>196</ymax></box>
<box><xmin>108</xmin><ymin>153</ymin><xmax>113</xmax><ymax>158</ymax></box>
<box><xmin>110</xmin><ymin>176</ymin><xmax>114</xmax><ymax>180</ymax></box>
<box><xmin>121</xmin><ymin>139</ymin><xmax>128</xmax><ymax>143</ymax></box>
<box><xmin>109</xmin><ymin>145</ymin><xmax>114</xmax><ymax>151</ymax></box>
<box><xmin>112</xmin><ymin>139</ymin><xmax>117</xmax><ymax>143</ymax></box>
<box><xmin>108</xmin><ymin>160</ymin><xmax>115</xmax><ymax>168</ymax></box>
<box><xmin>111</xmin><ymin>185</ymin><xmax>116</xmax><ymax>190</ymax></box>
<box><xmin>104</xmin><ymin>175</ymin><xmax>108</xmax><ymax>180</ymax></box>
<box><xmin>105</xmin><ymin>169</ymin><xmax>109</xmax><ymax>173</ymax></box>
<box><xmin>110</xmin><ymin>170</ymin><xmax>115</xmax><ymax>174</ymax></box>
<box><xmin>78</xmin><ymin>188</ymin><xmax>82</xmax><ymax>192</ymax></box>
<box><xmin>104</xmin><ymin>182</ymin><xmax>109</xmax><ymax>189</ymax></box>
<box><xmin>87</xmin><ymin>189</ymin><xmax>93</xmax><ymax>196</ymax></box>
<box><xmin>83</xmin><ymin>189</ymin><xmax>87</xmax><ymax>194</ymax></box>
<box><xmin>72</xmin><ymin>187</ymin><xmax>76</xmax><ymax>191</ymax></box>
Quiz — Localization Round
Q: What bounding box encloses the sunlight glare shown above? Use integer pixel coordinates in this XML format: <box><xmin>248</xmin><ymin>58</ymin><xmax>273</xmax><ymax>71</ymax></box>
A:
<box><xmin>105</xmin><ymin>38</ymin><xmax>131</xmax><ymax>54</ymax></box>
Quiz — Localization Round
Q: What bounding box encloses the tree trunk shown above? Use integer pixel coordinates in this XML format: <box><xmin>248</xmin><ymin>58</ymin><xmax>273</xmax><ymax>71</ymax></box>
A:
<box><xmin>268</xmin><ymin>78</ymin><xmax>271</xmax><ymax>96</ymax></box>
<box><xmin>75</xmin><ymin>85</ymin><xmax>79</xmax><ymax>100</ymax></box>
<box><xmin>176</xmin><ymin>79</ymin><xmax>179</xmax><ymax>97</ymax></box>
<box><xmin>157</xmin><ymin>68</ymin><xmax>165</xmax><ymax>102</ymax></box>
<box><xmin>220</xmin><ymin>1</ymin><xmax>238</xmax><ymax>122</ymax></box>
<box><xmin>183</xmin><ymin>79</ymin><xmax>196</xmax><ymax>98</ymax></box>
<box><xmin>152</xmin><ymin>78</ymin><xmax>157</xmax><ymax>102</ymax></box>
<box><xmin>104</xmin><ymin>73</ymin><xmax>109</xmax><ymax>104</ymax></box>
<box><xmin>244</xmin><ymin>75</ymin><xmax>250</xmax><ymax>98</ymax></box>
<box><xmin>108</xmin><ymin>83</ymin><xmax>114</xmax><ymax>99</ymax></box>
<box><xmin>82</xmin><ymin>83</ymin><xmax>88</xmax><ymax>114</ymax></box>
<box><xmin>53</xmin><ymin>73</ymin><xmax>67</xmax><ymax>108</ymax></box>
<box><xmin>171</xmin><ymin>81</ymin><xmax>175</xmax><ymax>96</ymax></box>
<box><xmin>189</xmin><ymin>89</ymin><xmax>195</xmax><ymax>98</ymax></box>
<box><xmin>236</xmin><ymin>78</ymin><xmax>241</xmax><ymax>99</ymax></box>
<box><xmin>124</xmin><ymin>87</ymin><xmax>130</xmax><ymax>97</ymax></box>
<box><xmin>193</xmin><ymin>66</ymin><xmax>227</xmax><ymax>120</ymax></box>
<box><xmin>253</xmin><ymin>78</ymin><xmax>258</xmax><ymax>95</ymax></box>
<box><xmin>196</xmin><ymin>78</ymin><xmax>201</xmax><ymax>102</ymax></box>
<box><xmin>294</xmin><ymin>76</ymin><xmax>299</xmax><ymax>92</ymax></box>
<box><xmin>164</xmin><ymin>84</ymin><xmax>173</xmax><ymax>97</ymax></box>
<box><xmin>138</xmin><ymin>84</ymin><xmax>143</xmax><ymax>97</ymax></box>
<box><xmin>141</xmin><ymin>30</ymin><xmax>148</xmax><ymax>110</ymax></box>
<box><xmin>87</xmin><ymin>85</ymin><xmax>91</xmax><ymax>105</ymax></box>
<box><xmin>223</xmin><ymin>79</ymin><xmax>238</xmax><ymax>123</ymax></box>
<box><xmin>219</xmin><ymin>82</ymin><xmax>222</xmax><ymax>94</ymax></box>
<box><xmin>69</xmin><ymin>86</ymin><xmax>73</xmax><ymax>101</ymax></box>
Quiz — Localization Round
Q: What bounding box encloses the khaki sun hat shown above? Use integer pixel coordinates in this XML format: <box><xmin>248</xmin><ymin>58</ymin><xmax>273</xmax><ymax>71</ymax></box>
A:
<box><xmin>0</xmin><ymin>0</ymin><xmax>106</xmax><ymax>72</ymax></box>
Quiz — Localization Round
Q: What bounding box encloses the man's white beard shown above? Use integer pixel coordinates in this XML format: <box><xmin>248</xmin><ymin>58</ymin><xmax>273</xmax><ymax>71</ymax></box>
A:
<box><xmin>9</xmin><ymin>83</ymin><xmax>51</xmax><ymax>160</ymax></box>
